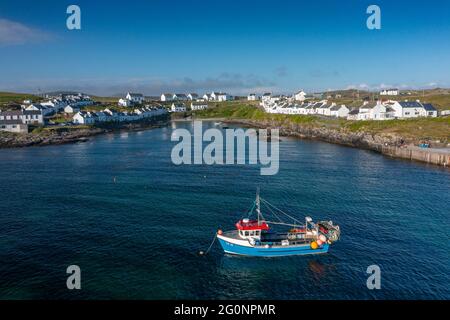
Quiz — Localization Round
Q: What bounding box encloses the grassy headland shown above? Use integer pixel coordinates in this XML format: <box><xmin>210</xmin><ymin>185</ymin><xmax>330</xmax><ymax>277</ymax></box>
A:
<box><xmin>192</xmin><ymin>102</ymin><xmax>450</xmax><ymax>144</ymax></box>
<box><xmin>0</xmin><ymin>92</ymin><xmax>42</xmax><ymax>105</ymax></box>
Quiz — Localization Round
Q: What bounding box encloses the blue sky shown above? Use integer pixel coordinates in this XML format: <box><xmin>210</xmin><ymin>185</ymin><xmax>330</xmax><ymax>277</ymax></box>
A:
<box><xmin>0</xmin><ymin>0</ymin><xmax>449</xmax><ymax>96</ymax></box>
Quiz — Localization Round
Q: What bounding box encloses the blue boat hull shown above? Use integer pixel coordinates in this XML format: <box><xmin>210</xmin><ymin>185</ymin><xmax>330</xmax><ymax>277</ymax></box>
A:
<box><xmin>218</xmin><ymin>237</ymin><xmax>329</xmax><ymax>257</ymax></box>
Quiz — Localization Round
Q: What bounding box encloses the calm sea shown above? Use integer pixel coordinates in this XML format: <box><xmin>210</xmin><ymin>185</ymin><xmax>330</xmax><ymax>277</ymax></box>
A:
<box><xmin>0</xmin><ymin>121</ymin><xmax>449</xmax><ymax>299</ymax></box>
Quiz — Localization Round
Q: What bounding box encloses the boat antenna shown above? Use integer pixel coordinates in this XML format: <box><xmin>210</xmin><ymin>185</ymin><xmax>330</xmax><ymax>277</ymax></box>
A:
<box><xmin>256</xmin><ymin>187</ymin><xmax>261</xmax><ymax>225</ymax></box>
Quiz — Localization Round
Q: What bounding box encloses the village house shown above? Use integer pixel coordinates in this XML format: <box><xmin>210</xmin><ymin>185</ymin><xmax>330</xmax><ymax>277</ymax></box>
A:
<box><xmin>126</xmin><ymin>92</ymin><xmax>144</xmax><ymax>104</ymax></box>
<box><xmin>0</xmin><ymin>120</ymin><xmax>28</xmax><ymax>133</ymax></box>
<box><xmin>329</xmin><ymin>105</ymin><xmax>350</xmax><ymax>118</ymax></box>
<box><xmin>421</xmin><ymin>103</ymin><xmax>438</xmax><ymax>117</ymax></box>
<box><xmin>211</xmin><ymin>92</ymin><xmax>230</xmax><ymax>101</ymax></box>
<box><xmin>293</xmin><ymin>90</ymin><xmax>306</xmax><ymax>102</ymax></box>
<box><xmin>247</xmin><ymin>93</ymin><xmax>257</xmax><ymax>101</ymax></box>
<box><xmin>190</xmin><ymin>102</ymin><xmax>208</xmax><ymax>111</ymax></box>
<box><xmin>26</xmin><ymin>103</ymin><xmax>54</xmax><ymax>116</ymax></box>
<box><xmin>64</xmin><ymin>105</ymin><xmax>80</xmax><ymax>114</ymax></box>
<box><xmin>161</xmin><ymin>93</ymin><xmax>174</xmax><ymax>102</ymax></box>
<box><xmin>346</xmin><ymin>109</ymin><xmax>360</xmax><ymax>120</ymax></box>
<box><xmin>187</xmin><ymin>93</ymin><xmax>199</xmax><ymax>100</ymax></box>
<box><xmin>104</xmin><ymin>108</ymin><xmax>119</xmax><ymax>120</ymax></box>
<box><xmin>387</xmin><ymin>100</ymin><xmax>434</xmax><ymax>118</ymax></box>
<box><xmin>202</xmin><ymin>93</ymin><xmax>212</xmax><ymax>101</ymax></box>
<box><xmin>118</xmin><ymin>98</ymin><xmax>132</xmax><ymax>107</ymax></box>
<box><xmin>72</xmin><ymin>111</ymin><xmax>95</xmax><ymax>124</ymax></box>
<box><xmin>261</xmin><ymin>93</ymin><xmax>272</xmax><ymax>103</ymax></box>
<box><xmin>171</xmin><ymin>103</ymin><xmax>186</xmax><ymax>112</ymax></box>
<box><xmin>173</xmin><ymin>93</ymin><xmax>188</xmax><ymax>101</ymax></box>
<box><xmin>0</xmin><ymin>109</ymin><xmax>44</xmax><ymax>125</ymax></box>
<box><xmin>40</xmin><ymin>99</ymin><xmax>64</xmax><ymax>111</ymax></box>
<box><xmin>346</xmin><ymin>101</ymin><xmax>396</xmax><ymax>121</ymax></box>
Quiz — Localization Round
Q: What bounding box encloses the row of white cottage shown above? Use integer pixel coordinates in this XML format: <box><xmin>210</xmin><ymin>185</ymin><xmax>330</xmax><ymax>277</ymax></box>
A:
<box><xmin>24</xmin><ymin>95</ymin><xmax>94</xmax><ymax>116</ymax></box>
<box><xmin>263</xmin><ymin>99</ymin><xmax>438</xmax><ymax>120</ymax></box>
<box><xmin>73</xmin><ymin>106</ymin><xmax>167</xmax><ymax>124</ymax></box>
<box><xmin>161</xmin><ymin>92</ymin><xmax>231</xmax><ymax>102</ymax></box>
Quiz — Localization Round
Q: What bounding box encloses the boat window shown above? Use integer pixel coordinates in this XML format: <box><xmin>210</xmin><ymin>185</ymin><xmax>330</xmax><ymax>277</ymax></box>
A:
<box><xmin>255</xmin><ymin>230</ymin><xmax>260</xmax><ymax>236</ymax></box>
<box><xmin>244</xmin><ymin>231</ymin><xmax>249</xmax><ymax>236</ymax></box>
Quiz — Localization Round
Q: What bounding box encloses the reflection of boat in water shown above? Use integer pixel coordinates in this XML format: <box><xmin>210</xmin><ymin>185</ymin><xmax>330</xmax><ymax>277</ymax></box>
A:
<box><xmin>216</xmin><ymin>190</ymin><xmax>340</xmax><ymax>257</ymax></box>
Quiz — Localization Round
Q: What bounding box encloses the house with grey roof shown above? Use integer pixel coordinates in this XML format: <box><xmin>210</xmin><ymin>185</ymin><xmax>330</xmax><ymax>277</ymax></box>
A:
<box><xmin>126</xmin><ymin>92</ymin><xmax>144</xmax><ymax>104</ymax></box>
<box><xmin>329</xmin><ymin>105</ymin><xmax>350</xmax><ymax>118</ymax></box>
<box><xmin>160</xmin><ymin>93</ymin><xmax>174</xmax><ymax>102</ymax></box>
<box><xmin>388</xmin><ymin>100</ymin><xmax>437</xmax><ymax>118</ymax></box>
<box><xmin>0</xmin><ymin>119</ymin><xmax>28</xmax><ymax>133</ymax></box>
<box><xmin>173</xmin><ymin>93</ymin><xmax>188</xmax><ymax>101</ymax></box>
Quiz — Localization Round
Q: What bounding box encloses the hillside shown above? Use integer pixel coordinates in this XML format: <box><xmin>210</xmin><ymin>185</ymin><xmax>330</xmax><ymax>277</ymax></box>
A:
<box><xmin>192</xmin><ymin>102</ymin><xmax>450</xmax><ymax>144</ymax></box>
<box><xmin>0</xmin><ymin>92</ymin><xmax>42</xmax><ymax>105</ymax></box>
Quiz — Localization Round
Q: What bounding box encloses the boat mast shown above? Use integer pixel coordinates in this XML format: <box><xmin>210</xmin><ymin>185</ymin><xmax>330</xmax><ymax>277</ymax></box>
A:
<box><xmin>256</xmin><ymin>188</ymin><xmax>261</xmax><ymax>225</ymax></box>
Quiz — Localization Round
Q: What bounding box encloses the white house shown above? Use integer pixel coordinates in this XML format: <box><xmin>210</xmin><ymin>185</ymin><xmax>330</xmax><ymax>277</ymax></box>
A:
<box><xmin>247</xmin><ymin>93</ymin><xmax>257</xmax><ymax>101</ymax></box>
<box><xmin>126</xmin><ymin>92</ymin><xmax>144</xmax><ymax>104</ymax></box>
<box><xmin>389</xmin><ymin>100</ymin><xmax>425</xmax><ymax>118</ymax></box>
<box><xmin>421</xmin><ymin>103</ymin><xmax>438</xmax><ymax>117</ymax></box>
<box><xmin>261</xmin><ymin>93</ymin><xmax>272</xmax><ymax>103</ymax></box>
<box><xmin>190</xmin><ymin>102</ymin><xmax>208</xmax><ymax>111</ymax></box>
<box><xmin>118</xmin><ymin>98</ymin><xmax>132</xmax><ymax>107</ymax></box>
<box><xmin>346</xmin><ymin>101</ymin><xmax>396</xmax><ymax>120</ymax></box>
<box><xmin>346</xmin><ymin>109</ymin><xmax>360</xmax><ymax>120</ymax></box>
<box><xmin>0</xmin><ymin>109</ymin><xmax>44</xmax><ymax>125</ymax></box>
<box><xmin>173</xmin><ymin>93</ymin><xmax>188</xmax><ymax>101</ymax></box>
<box><xmin>440</xmin><ymin>110</ymin><xmax>450</xmax><ymax>116</ymax></box>
<box><xmin>329</xmin><ymin>105</ymin><xmax>350</xmax><ymax>118</ymax></box>
<box><xmin>72</xmin><ymin>111</ymin><xmax>95</xmax><ymax>124</ymax></box>
<box><xmin>187</xmin><ymin>93</ymin><xmax>199</xmax><ymax>100</ymax></box>
<box><xmin>171</xmin><ymin>103</ymin><xmax>186</xmax><ymax>112</ymax></box>
<box><xmin>202</xmin><ymin>93</ymin><xmax>212</xmax><ymax>101</ymax></box>
<box><xmin>211</xmin><ymin>92</ymin><xmax>230</xmax><ymax>101</ymax></box>
<box><xmin>0</xmin><ymin>120</ymin><xmax>28</xmax><ymax>133</ymax></box>
<box><xmin>380</xmin><ymin>88</ymin><xmax>399</xmax><ymax>96</ymax></box>
<box><xmin>64</xmin><ymin>105</ymin><xmax>80</xmax><ymax>113</ymax></box>
<box><xmin>25</xmin><ymin>104</ymin><xmax>54</xmax><ymax>116</ymax></box>
<box><xmin>294</xmin><ymin>90</ymin><xmax>306</xmax><ymax>102</ymax></box>
<box><xmin>161</xmin><ymin>93</ymin><xmax>173</xmax><ymax>102</ymax></box>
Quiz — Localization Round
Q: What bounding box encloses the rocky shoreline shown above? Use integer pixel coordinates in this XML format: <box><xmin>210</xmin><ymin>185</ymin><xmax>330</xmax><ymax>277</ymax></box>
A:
<box><xmin>224</xmin><ymin>118</ymin><xmax>450</xmax><ymax>167</ymax></box>
<box><xmin>0</xmin><ymin>116</ymin><xmax>170</xmax><ymax>149</ymax></box>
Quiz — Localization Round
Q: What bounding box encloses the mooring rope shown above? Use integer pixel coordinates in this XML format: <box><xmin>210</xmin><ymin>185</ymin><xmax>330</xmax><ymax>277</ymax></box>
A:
<box><xmin>199</xmin><ymin>232</ymin><xmax>217</xmax><ymax>256</ymax></box>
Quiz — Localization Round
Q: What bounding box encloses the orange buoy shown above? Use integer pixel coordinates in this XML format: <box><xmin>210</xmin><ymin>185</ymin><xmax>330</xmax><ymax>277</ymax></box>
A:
<box><xmin>310</xmin><ymin>241</ymin><xmax>318</xmax><ymax>249</ymax></box>
<box><xmin>217</xmin><ymin>229</ymin><xmax>223</xmax><ymax>235</ymax></box>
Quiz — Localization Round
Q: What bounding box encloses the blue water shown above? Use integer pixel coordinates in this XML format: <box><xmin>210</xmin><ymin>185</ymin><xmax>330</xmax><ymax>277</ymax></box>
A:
<box><xmin>0</xmin><ymin>121</ymin><xmax>449</xmax><ymax>299</ymax></box>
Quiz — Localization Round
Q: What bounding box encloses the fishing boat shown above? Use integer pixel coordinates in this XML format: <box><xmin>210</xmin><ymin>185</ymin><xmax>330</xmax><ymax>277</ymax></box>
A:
<box><xmin>216</xmin><ymin>190</ymin><xmax>340</xmax><ymax>257</ymax></box>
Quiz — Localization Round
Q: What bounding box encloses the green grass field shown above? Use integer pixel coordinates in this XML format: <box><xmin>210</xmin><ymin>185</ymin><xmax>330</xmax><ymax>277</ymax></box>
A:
<box><xmin>0</xmin><ymin>92</ymin><xmax>42</xmax><ymax>105</ymax></box>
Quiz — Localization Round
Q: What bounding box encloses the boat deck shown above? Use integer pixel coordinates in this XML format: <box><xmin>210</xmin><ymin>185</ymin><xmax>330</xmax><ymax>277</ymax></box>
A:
<box><xmin>222</xmin><ymin>230</ymin><xmax>314</xmax><ymax>247</ymax></box>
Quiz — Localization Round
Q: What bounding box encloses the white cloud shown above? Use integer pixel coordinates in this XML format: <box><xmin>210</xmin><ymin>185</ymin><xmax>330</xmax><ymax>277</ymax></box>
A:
<box><xmin>0</xmin><ymin>18</ymin><xmax>52</xmax><ymax>46</ymax></box>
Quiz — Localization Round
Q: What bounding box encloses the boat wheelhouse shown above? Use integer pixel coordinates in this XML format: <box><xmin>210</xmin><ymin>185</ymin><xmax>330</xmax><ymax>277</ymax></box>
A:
<box><xmin>216</xmin><ymin>190</ymin><xmax>340</xmax><ymax>257</ymax></box>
